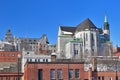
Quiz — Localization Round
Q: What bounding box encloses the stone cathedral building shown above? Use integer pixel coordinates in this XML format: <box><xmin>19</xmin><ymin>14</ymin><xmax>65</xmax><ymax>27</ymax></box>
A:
<box><xmin>57</xmin><ymin>16</ymin><xmax>112</xmax><ymax>59</ymax></box>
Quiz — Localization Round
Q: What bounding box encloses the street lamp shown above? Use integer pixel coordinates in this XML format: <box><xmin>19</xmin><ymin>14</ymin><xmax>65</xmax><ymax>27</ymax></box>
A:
<box><xmin>18</xmin><ymin>54</ymin><xmax>21</xmax><ymax>80</ymax></box>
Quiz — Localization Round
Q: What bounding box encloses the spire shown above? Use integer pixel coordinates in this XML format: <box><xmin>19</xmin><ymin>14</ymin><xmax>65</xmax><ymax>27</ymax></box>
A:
<box><xmin>104</xmin><ymin>15</ymin><xmax>109</xmax><ymax>30</ymax></box>
<box><xmin>103</xmin><ymin>14</ymin><xmax>110</xmax><ymax>41</ymax></box>
<box><xmin>104</xmin><ymin>11</ymin><xmax>108</xmax><ymax>22</ymax></box>
<box><xmin>104</xmin><ymin>15</ymin><xmax>108</xmax><ymax>23</ymax></box>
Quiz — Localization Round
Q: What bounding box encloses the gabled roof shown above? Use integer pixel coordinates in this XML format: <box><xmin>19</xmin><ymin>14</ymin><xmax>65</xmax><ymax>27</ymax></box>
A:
<box><xmin>76</xmin><ymin>18</ymin><xmax>97</xmax><ymax>32</ymax></box>
<box><xmin>60</xmin><ymin>26</ymin><xmax>76</xmax><ymax>33</ymax></box>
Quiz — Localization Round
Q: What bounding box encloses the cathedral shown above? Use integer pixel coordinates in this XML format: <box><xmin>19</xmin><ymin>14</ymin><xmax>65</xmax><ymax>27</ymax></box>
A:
<box><xmin>57</xmin><ymin>16</ymin><xmax>112</xmax><ymax>59</ymax></box>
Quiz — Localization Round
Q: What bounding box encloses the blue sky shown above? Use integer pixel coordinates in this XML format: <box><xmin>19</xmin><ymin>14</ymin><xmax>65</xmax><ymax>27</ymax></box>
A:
<box><xmin>0</xmin><ymin>0</ymin><xmax>119</xmax><ymax>46</ymax></box>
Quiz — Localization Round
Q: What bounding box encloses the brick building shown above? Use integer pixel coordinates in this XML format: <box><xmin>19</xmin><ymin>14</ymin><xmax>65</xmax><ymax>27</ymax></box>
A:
<box><xmin>24</xmin><ymin>59</ymin><xmax>85</xmax><ymax>80</ymax></box>
<box><xmin>113</xmin><ymin>46</ymin><xmax>120</xmax><ymax>57</ymax></box>
<box><xmin>0</xmin><ymin>51</ymin><xmax>23</xmax><ymax>80</ymax></box>
<box><xmin>88</xmin><ymin>68</ymin><xmax>120</xmax><ymax>80</ymax></box>
<box><xmin>24</xmin><ymin>61</ymin><xmax>120</xmax><ymax>80</ymax></box>
<box><xmin>24</xmin><ymin>54</ymin><xmax>120</xmax><ymax>80</ymax></box>
<box><xmin>87</xmin><ymin>57</ymin><xmax>120</xmax><ymax>80</ymax></box>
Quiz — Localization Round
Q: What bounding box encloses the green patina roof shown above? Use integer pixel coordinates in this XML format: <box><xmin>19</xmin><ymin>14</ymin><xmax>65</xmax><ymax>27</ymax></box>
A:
<box><xmin>100</xmin><ymin>39</ymin><xmax>110</xmax><ymax>43</ymax></box>
<box><xmin>59</xmin><ymin>34</ymin><xmax>73</xmax><ymax>38</ymax></box>
<box><xmin>67</xmin><ymin>38</ymin><xmax>83</xmax><ymax>43</ymax></box>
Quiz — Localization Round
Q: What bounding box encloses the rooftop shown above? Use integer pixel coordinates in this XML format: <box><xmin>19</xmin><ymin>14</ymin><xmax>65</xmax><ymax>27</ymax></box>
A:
<box><xmin>76</xmin><ymin>18</ymin><xmax>97</xmax><ymax>32</ymax></box>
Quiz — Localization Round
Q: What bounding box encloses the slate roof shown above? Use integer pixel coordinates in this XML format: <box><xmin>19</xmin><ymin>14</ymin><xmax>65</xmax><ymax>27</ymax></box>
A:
<box><xmin>60</xmin><ymin>26</ymin><xmax>76</xmax><ymax>33</ymax></box>
<box><xmin>19</xmin><ymin>38</ymin><xmax>40</xmax><ymax>43</ymax></box>
<box><xmin>76</xmin><ymin>18</ymin><xmax>97</xmax><ymax>32</ymax></box>
<box><xmin>60</xmin><ymin>18</ymin><xmax>103</xmax><ymax>33</ymax></box>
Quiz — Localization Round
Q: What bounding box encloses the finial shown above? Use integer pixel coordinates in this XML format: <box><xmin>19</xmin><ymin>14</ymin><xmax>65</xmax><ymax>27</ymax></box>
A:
<box><xmin>104</xmin><ymin>15</ymin><xmax>108</xmax><ymax>23</ymax></box>
<box><xmin>104</xmin><ymin>11</ymin><xmax>108</xmax><ymax>22</ymax></box>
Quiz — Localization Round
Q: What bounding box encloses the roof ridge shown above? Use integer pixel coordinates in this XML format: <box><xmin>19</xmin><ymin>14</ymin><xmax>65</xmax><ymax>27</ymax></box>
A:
<box><xmin>75</xmin><ymin>18</ymin><xmax>97</xmax><ymax>32</ymax></box>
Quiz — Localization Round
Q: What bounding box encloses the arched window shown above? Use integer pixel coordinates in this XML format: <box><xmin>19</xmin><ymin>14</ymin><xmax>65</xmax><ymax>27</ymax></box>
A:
<box><xmin>86</xmin><ymin>33</ymin><xmax>88</xmax><ymax>41</ymax></box>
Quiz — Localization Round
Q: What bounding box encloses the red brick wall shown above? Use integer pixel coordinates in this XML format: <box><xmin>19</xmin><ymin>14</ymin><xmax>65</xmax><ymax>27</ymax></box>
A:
<box><xmin>113</xmin><ymin>52</ymin><xmax>120</xmax><ymax>56</ymax></box>
<box><xmin>0</xmin><ymin>51</ymin><xmax>22</xmax><ymax>62</ymax></box>
<box><xmin>24</xmin><ymin>62</ymin><xmax>120</xmax><ymax>80</ymax></box>
<box><xmin>0</xmin><ymin>73</ymin><xmax>23</xmax><ymax>80</ymax></box>
<box><xmin>38</xmin><ymin>44</ymin><xmax>51</xmax><ymax>55</ymax></box>
<box><xmin>97</xmin><ymin>71</ymin><xmax>120</xmax><ymax>80</ymax></box>
<box><xmin>0</xmin><ymin>51</ymin><xmax>23</xmax><ymax>80</ymax></box>
<box><xmin>24</xmin><ymin>62</ymin><xmax>85</xmax><ymax>80</ymax></box>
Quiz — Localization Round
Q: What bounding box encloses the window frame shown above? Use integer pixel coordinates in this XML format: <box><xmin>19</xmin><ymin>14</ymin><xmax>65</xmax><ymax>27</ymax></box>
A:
<box><xmin>50</xmin><ymin>69</ymin><xmax>55</xmax><ymax>79</ymax></box>
<box><xmin>75</xmin><ymin>69</ymin><xmax>80</xmax><ymax>79</ymax></box>
<box><xmin>69</xmin><ymin>69</ymin><xmax>73</xmax><ymax>79</ymax></box>
<box><xmin>57</xmin><ymin>69</ymin><xmax>62</xmax><ymax>79</ymax></box>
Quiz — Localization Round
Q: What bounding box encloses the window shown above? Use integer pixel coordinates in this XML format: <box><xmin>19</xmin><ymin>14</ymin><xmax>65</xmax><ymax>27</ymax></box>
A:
<box><xmin>102</xmin><ymin>76</ymin><xmax>104</xmax><ymax>80</ymax></box>
<box><xmin>38</xmin><ymin>59</ymin><xmax>40</xmax><ymax>62</ymax></box>
<box><xmin>109</xmin><ymin>77</ymin><xmax>112</xmax><ymax>80</ymax></box>
<box><xmin>46</xmin><ymin>59</ymin><xmax>48</xmax><ymax>62</ymax></box>
<box><xmin>98</xmin><ymin>76</ymin><xmax>100</xmax><ymax>80</ymax></box>
<box><xmin>14</xmin><ymin>77</ymin><xmax>18</xmax><ymax>80</ymax></box>
<box><xmin>43</xmin><ymin>59</ymin><xmax>45</xmax><ymax>62</ymax></box>
<box><xmin>75</xmin><ymin>69</ymin><xmax>79</xmax><ymax>78</ymax></box>
<box><xmin>86</xmin><ymin>33</ymin><xmax>88</xmax><ymax>41</ymax></box>
<box><xmin>73</xmin><ymin>44</ymin><xmax>78</xmax><ymax>56</ymax></box>
<box><xmin>74</xmin><ymin>50</ymin><xmax>78</xmax><ymax>56</ymax></box>
<box><xmin>38</xmin><ymin>69</ymin><xmax>43</xmax><ymax>80</ymax></box>
<box><xmin>30</xmin><ymin>59</ymin><xmax>32</xmax><ymax>62</ymax></box>
<box><xmin>57</xmin><ymin>69</ymin><xmax>62</xmax><ymax>79</ymax></box>
<box><xmin>35</xmin><ymin>59</ymin><xmax>37</xmax><ymax>62</ymax></box>
<box><xmin>92</xmin><ymin>77</ymin><xmax>94</xmax><ymax>80</ymax></box>
<box><xmin>50</xmin><ymin>69</ymin><xmax>55</xmax><ymax>79</ymax></box>
<box><xmin>91</xmin><ymin>33</ymin><xmax>94</xmax><ymax>45</ymax></box>
<box><xmin>27</xmin><ymin>52</ymin><xmax>29</xmax><ymax>54</ymax></box>
<box><xmin>69</xmin><ymin>69</ymin><xmax>73</xmax><ymax>79</ymax></box>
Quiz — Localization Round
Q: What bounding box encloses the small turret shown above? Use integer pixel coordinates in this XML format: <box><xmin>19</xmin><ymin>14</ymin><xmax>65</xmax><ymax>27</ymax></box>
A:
<box><xmin>5</xmin><ymin>28</ymin><xmax>14</xmax><ymax>43</ymax></box>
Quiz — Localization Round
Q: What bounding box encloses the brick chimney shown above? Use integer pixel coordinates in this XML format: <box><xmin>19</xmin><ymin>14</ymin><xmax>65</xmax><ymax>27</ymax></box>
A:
<box><xmin>51</xmin><ymin>53</ymin><xmax>56</xmax><ymax>62</ymax></box>
<box><xmin>92</xmin><ymin>58</ymin><xmax>98</xmax><ymax>80</ymax></box>
<box><xmin>88</xmin><ymin>67</ymin><xmax>92</xmax><ymax>80</ymax></box>
<box><xmin>92</xmin><ymin>58</ymin><xmax>97</xmax><ymax>71</ymax></box>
